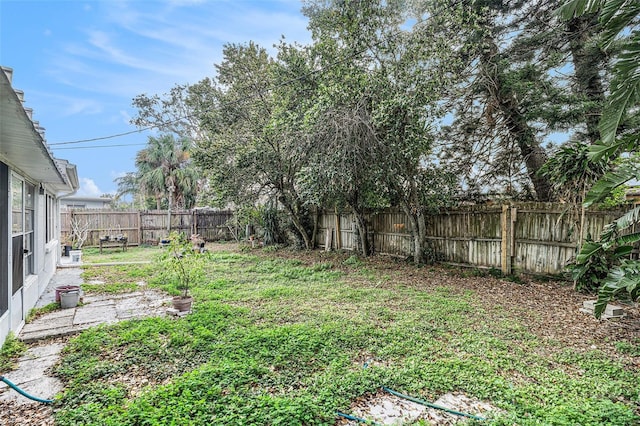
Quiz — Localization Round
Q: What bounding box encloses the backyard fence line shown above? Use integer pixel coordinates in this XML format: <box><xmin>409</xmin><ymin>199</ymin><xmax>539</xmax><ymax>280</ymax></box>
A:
<box><xmin>61</xmin><ymin>203</ymin><xmax>636</xmax><ymax>276</ymax></box>
<box><xmin>60</xmin><ymin>209</ymin><xmax>235</xmax><ymax>248</ymax></box>
<box><xmin>315</xmin><ymin>202</ymin><xmax>637</xmax><ymax>276</ymax></box>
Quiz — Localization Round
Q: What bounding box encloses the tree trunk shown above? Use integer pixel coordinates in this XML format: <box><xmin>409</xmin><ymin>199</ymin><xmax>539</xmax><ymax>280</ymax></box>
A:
<box><xmin>280</xmin><ymin>197</ymin><xmax>313</xmax><ymax>250</ymax></box>
<box><xmin>401</xmin><ymin>203</ymin><xmax>422</xmax><ymax>264</ymax></box>
<box><xmin>480</xmin><ymin>36</ymin><xmax>553</xmax><ymax>201</ymax></box>
<box><xmin>567</xmin><ymin>15</ymin><xmax>606</xmax><ymax>145</ymax></box>
<box><xmin>417</xmin><ymin>211</ymin><xmax>428</xmax><ymax>263</ymax></box>
<box><xmin>352</xmin><ymin>207</ymin><xmax>371</xmax><ymax>257</ymax></box>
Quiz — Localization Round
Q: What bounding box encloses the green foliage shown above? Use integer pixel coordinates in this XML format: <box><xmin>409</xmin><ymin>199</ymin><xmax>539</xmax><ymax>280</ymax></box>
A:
<box><xmin>342</xmin><ymin>255</ymin><xmax>363</xmax><ymax>267</ymax></box>
<box><xmin>26</xmin><ymin>302</ymin><xmax>60</xmax><ymax>323</ymax></box>
<box><xmin>593</xmin><ymin>260</ymin><xmax>640</xmax><ymax>317</ymax></box>
<box><xmin>128</xmin><ymin>134</ymin><xmax>200</xmax><ymax>210</ymax></box>
<box><xmin>0</xmin><ymin>333</ymin><xmax>27</xmax><ymax>372</ymax></box>
<box><xmin>599</xmin><ymin>185</ymin><xmax>630</xmax><ymax>209</ymax></box>
<box><xmin>569</xmin><ymin>237</ymin><xmax>633</xmax><ymax>293</ymax></box>
<box><xmin>584</xmin><ymin>163</ymin><xmax>640</xmax><ymax>208</ymax></box>
<box><xmin>539</xmin><ymin>142</ymin><xmax>608</xmax><ymax>204</ymax></box>
<box><xmin>155</xmin><ymin>231</ymin><xmax>210</xmax><ymax>298</ymax></box>
<box><xmin>558</xmin><ymin>0</ymin><xmax>640</xmax><ymax>318</ymax></box>
<box><xmin>615</xmin><ymin>339</ymin><xmax>640</xmax><ymax>356</ymax></box>
<box><xmin>51</xmin><ymin>249</ymin><xmax>640</xmax><ymax>425</ymax></box>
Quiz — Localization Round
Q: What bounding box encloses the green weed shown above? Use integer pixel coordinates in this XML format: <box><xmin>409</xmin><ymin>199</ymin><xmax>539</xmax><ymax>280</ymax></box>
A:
<box><xmin>51</xmin><ymin>247</ymin><xmax>640</xmax><ymax>425</ymax></box>
<box><xmin>0</xmin><ymin>333</ymin><xmax>27</xmax><ymax>373</ymax></box>
<box><xmin>26</xmin><ymin>302</ymin><xmax>60</xmax><ymax>323</ymax></box>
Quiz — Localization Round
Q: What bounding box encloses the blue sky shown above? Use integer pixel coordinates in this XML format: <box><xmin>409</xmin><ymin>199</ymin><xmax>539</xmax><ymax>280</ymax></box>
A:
<box><xmin>1</xmin><ymin>0</ymin><xmax>311</xmax><ymax>197</ymax></box>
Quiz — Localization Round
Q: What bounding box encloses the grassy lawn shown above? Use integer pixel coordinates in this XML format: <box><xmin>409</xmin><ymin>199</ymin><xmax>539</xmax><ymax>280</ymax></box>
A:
<box><xmin>80</xmin><ymin>245</ymin><xmax>160</xmax><ymax>264</ymax></box>
<box><xmin>53</xmin><ymin>247</ymin><xmax>640</xmax><ymax>425</ymax></box>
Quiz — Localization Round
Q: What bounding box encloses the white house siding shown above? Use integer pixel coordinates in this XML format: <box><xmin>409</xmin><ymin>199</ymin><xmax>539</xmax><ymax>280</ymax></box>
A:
<box><xmin>0</xmin><ymin>66</ymin><xmax>78</xmax><ymax>347</ymax></box>
<box><xmin>1</xmin><ymin>168</ymin><xmax>64</xmax><ymax>346</ymax></box>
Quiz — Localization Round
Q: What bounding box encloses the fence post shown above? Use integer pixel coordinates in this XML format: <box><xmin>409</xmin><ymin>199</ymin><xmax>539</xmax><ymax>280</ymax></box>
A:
<box><xmin>501</xmin><ymin>204</ymin><xmax>512</xmax><ymax>275</ymax></box>
<box><xmin>137</xmin><ymin>211</ymin><xmax>142</xmax><ymax>246</ymax></box>
<box><xmin>193</xmin><ymin>210</ymin><xmax>197</xmax><ymax>237</ymax></box>
<box><xmin>335</xmin><ymin>208</ymin><xmax>342</xmax><ymax>250</ymax></box>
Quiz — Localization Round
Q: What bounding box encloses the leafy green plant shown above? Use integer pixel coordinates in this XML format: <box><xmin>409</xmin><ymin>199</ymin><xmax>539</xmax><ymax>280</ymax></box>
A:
<box><xmin>342</xmin><ymin>255</ymin><xmax>363</xmax><ymax>267</ymax></box>
<box><xmin>26</xmin><ymin>302</ymin><xmax>60</xmax><ymax>323</ymax></box>
<box><xmin>156</xmin><ymin>231</ymin><xmax>210</xmax><ymax>298</ymax></box>
<box><xmin>51</xmin><ymin>248</ymin><xmax>640</xmax><ymax>425</ymax></box>
<box><xmin>0</xmin><ymin>333</ymin><xmax>27</xmax><ymax>372</ymax></box>
<box><xmin>558</xmin><ymin>0</ymin><xmax>640</xmax><ymax>318</ymax></box>
<box><xmin>567</xmin><ymin>236</ymin><xmax>630</xmax><ymax>293</ymax></box>
<box><xmin>615</xmin><ymin>340</ymin><xmax>640</xmax><ymax>356</ymax></box>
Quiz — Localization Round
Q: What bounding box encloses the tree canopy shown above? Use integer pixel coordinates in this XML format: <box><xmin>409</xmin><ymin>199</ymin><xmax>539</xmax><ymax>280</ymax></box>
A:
<box><xmin>127</xmin><ymin>0</ymin><xmax>638</xmax><ymax>266</ymax></box>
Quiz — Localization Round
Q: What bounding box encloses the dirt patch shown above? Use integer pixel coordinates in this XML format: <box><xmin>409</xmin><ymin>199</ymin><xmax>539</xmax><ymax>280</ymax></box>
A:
<box><xmin>256</xmin><ymin>247</ymin><xmax>640</xmax><ymax>364</ymax></box>
<box><xmin>338</xmin><ymin>389</ymin><xmax>499</xmax><ymax>425</ymax></box>
<box><xmin>0</xmin><ymin>400</ymin><xmax>54</xmax><ymax>426</ymax></box>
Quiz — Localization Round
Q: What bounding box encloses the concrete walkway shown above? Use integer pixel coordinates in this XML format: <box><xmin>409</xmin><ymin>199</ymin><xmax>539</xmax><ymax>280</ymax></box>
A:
<box><xmin>0</xmin><ymin>259</ymin><xmax>171</xmax><ymax>405</ymax></box>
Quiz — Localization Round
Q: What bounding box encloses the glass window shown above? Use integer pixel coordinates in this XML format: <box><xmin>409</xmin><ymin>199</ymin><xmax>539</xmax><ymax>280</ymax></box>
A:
<box><xmin>24</xmin><ymin>183</ymin><xmax>35</xmax><ymax>275</ymax></box>
<box><xmin>11</xmin><ymin>177</ymin><xmax>35</xmax><ymax>275</ymax></box>
<box><xmin>46</xmin><ymin>195</ymin><xmax>54</xmax><ymax>242</ymax></box>
<box><xmin>11</xmin><ymin>178</ymin><xmax>22</xmax><ymax>234</ymax></box>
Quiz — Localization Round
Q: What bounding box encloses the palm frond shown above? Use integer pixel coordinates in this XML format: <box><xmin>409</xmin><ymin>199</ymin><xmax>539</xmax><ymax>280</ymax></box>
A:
<box><xmin>587</xmin><ymin>136</ymin><xmax>638</xmax><ymax>162</ymax></box>
<box><xmin>576</xmin><ymin>241</ymin><xmax>604</xmax><ymax>264</ymax></box>
<box><xmin>611</xmin><ymin>206</ymin><xmax>640</xmax><ymax>235</ymax></box>
<box><xmin>599</xmin><ymin>0</ymin><xmax>640</xmax><ymax>48</ymax></box>
<box><xmin>599</xmin><ymin>34</ymin><xmax>640</xmax><ymax>146</ymax></box>
<box><xmin>556</xmin><ymin>0</ymin><xmax>605</xmax><ymax>20</ymax></box>
<box><xmin>602</xmin><ymin>231</ymin><xmax>640</xmax><ymax>251</ymax></box>
<box><xmin>594</xmin><ymin>260</ymin><xmax>640</xmax><ymax>318</ymax></box>
<box><xmin>584</xmin><ymin>162</ymin><xmax>640</xmax><ymax>207</ymax></box>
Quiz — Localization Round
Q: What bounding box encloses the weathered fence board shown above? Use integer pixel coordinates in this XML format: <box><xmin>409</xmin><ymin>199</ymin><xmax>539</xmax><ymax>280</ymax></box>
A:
<box><xmin>61</xmin><ymin>209</ymin><xmax>234</xmax><ymax>247</ymax></box>
<box><xmin>316</xmin><ymin>203</ymin><xmax>630</xmax><ymax>276</ymax></box>
<box><xmin>61</xmin><ymin>203</ymin><xmax>631</xmax><ymax>276</ymax></box>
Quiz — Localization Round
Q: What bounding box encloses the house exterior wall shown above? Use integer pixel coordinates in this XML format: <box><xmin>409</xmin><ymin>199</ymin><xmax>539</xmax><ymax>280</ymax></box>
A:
<box><xmin>0</xmin><ymin>165</ymin><xmax>63</xmax><ymax>347</ymax></box>
<box><xmin>0</xmin><ymin>66</ymin><xmax>76</xmax><ymax>348</ymax></box>
<box><xmin>60</xmin><ymin>197</ymin><xmax>112</xmax><ymax>210</ymax></box>
<box><xmin>0</xmin><ymin>162</ymin><xmax>9</xmax><ymax>346</ymax></box>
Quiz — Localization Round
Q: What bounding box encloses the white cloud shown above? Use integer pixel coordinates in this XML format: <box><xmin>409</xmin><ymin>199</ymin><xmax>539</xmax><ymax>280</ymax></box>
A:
<box><xmin>76</xmin><ymin>177</ymin><xmax>103</xmax><ymax>197</ymax></box>
<box><xmin>119</xmin><ymin>109</ymin><xmax>132</xmax><ymax>125</ymax></box>
<box><xmin>46</xmin><ymin>1</ymin><xmax>311</xmax><ymax>99</ymax></box>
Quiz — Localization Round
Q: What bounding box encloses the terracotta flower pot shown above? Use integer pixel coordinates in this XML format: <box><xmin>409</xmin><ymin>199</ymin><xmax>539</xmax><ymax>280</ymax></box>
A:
<box><xmin>172</xmin><ymin>296</ymin><xmax>193</xmax><ymax>312</ymax></box>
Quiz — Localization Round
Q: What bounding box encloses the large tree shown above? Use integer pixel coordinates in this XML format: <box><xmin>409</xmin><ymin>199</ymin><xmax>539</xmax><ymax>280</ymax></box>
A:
<box><xmin>134</xmin><ymin>134</ymin><xmax>200</xmax><ymax>210</ymax></box>
<box><xmin>301</xmin><ymin>0</ymin><xmax>459</xmax><ymax>260</ymax></box>
<box><xmin>191</xmin><ymin>41</ymin><xmax>318</xmax><ymax>249</ymax></box>
<box><xmin>431</xmin><ymin>0</ymin><xmax>614</xmax><ymax>201</ymax></box>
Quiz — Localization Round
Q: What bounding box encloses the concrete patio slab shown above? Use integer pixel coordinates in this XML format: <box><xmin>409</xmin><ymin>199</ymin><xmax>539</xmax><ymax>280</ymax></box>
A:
<box><xmin>3</xmin><ymin>265</ymin><xmax>173</xmax><ymax>406</ymax></box>
<box><xmin>73</xmin><ymin>303</ymin><xmax>118</xmax><ymax>325</ymax></box>
<box><xmin>0</xmin><ymin>343</ymin><xmax>63</xmax><ymax>404</ymax></box>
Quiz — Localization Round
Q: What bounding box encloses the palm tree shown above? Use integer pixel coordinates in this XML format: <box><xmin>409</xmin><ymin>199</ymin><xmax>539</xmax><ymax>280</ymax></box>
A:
<box><xmin>559</xmin><ymin>0</ymin><xmax>640</xmax><ymax>317</ymax></box>
<box><xmin>135</xmin><ymin>134</ymin><xmax>200</xmax><ymax>211</ymax></box>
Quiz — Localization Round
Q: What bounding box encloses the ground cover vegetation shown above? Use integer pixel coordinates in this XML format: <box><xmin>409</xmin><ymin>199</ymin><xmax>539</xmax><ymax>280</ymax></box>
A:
<box><xmin>0</xmin><ymin>333</ymin><xmax>26</xmax><ymax>372</ymax></box>
<box><xmin>120</xmin><ymin>0</ymin><xmax>640</xmax><ymax>312</ymax></box>
<box><xmin>50</xmin><ymin>246</ymin><xmax>639</xmax><ymax>425</ymax></box>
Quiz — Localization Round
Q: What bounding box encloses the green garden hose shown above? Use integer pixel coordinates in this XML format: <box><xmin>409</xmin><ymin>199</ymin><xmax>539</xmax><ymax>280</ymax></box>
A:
<box><xmin>0</xmin><ymin>376</ymin><xmax>53</xmax><ymax>404</ymax></box>
<box><xmin>382</xmin><ymin>386</ymin><xmax>485</xmax><ymax>421</ymax></box>
<box><xmin>361</xmin><ymin>360</ymin><xmax>486</xmax><ymax>421</ymax></box>
<box><xmin>336</xmin><ymin>411</ymin><xmax>382</xmax><ymax>425</ymax></box>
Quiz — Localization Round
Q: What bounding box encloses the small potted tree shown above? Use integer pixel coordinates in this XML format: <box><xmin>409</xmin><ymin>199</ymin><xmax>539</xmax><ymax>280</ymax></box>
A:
<box><xmin>68</xmin><ymin>216</ymin><xmax>92</xmax><ymax>263</ymax></box>
<box><xmin>158</xmin><ymin>231</ymin><xmax>209</xmax><ymax>312</ymax></box>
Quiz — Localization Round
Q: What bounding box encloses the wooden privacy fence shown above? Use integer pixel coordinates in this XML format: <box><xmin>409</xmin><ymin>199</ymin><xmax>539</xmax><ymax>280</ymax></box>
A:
<box><xmin>62</xmin><ymin>204</ymin><xmax>634</xmax><ymax>276</ymax></box>
<box><xmin>61</xmin><ymin>209</ymin><xmax>234</xmax><ymax>247</ymax></box>
<box><xmin>316</xmin><ymin>202</ymin><xmax>634</xmax><ymax>276</ymax></box>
